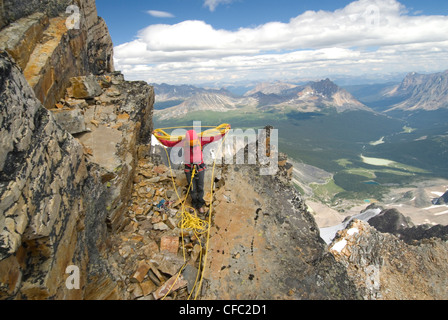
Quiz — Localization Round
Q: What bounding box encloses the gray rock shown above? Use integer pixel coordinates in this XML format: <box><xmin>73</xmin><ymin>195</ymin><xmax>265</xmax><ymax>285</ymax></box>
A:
<box><xmin>153</xmin><ymin>222</ymin><xmax>169</xmax><ymax>231</ymax></box>
<box><xmin>51</xmin><ymin>107</ymin><xmax>87</xmax><ymax>134</ymax></box>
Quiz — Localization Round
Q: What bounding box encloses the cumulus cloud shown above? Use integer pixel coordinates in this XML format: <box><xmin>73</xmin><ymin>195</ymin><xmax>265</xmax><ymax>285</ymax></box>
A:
<box><xmin>114</xmin><ymin>0</ymin><xmax>448</xmax><ymax>85</ymax></box>
<box><xmin>147</xmin><ymin>10</ymin><xmax>175</xmax><ymax>18</ymax></box>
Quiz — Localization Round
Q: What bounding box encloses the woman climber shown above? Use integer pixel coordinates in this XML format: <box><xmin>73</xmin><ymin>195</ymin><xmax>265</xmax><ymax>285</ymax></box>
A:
<box><xmin>153</xmin><ymin>126</ymin><xmax>230</xmax><ymax>214</ymax></box>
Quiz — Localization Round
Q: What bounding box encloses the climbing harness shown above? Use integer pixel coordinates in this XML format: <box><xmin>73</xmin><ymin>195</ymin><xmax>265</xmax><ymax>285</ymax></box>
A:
<box><xmin>153</xmin><ymin>124</ymin><xmax>230</xmax><ymax>300</ymax></box>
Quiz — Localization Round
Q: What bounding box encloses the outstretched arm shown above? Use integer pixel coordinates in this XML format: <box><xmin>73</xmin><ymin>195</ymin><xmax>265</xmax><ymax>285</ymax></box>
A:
<box><xmin>153</xmin><ymin>131</ymin><xmax>183</xmax><ymax>148</ymax></box>
<box><xmin>200</xmin><ymin>125</ymin><xmax>231</xmax><ymax>146</ymax></box>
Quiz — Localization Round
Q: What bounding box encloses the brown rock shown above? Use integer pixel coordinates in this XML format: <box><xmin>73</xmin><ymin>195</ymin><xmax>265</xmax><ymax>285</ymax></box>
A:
<box><xmin>147</xmin><ymin>261</ymin><xmax>166</xmax><ymax>284</ymax></box>
<box><xmin>130</xmin><ymin>283</ymin><xmax>143</xmax><ymax>299</ymax></box>
<box><xmin>190</xmin><ymin>244</ymin><xmax>202</xmax><ymax>264</ymax></box>
<box><xmin>117</xmin><ymin>112</ymin><xmax>129</xmax><ymax>121</ymax></box>
<box><xmin>140</xmin><ymin>280</ymin><xmax>157</xmax><ymax>296</ymax></box>
<box><xmin>139</xmin><ymin>219</ymin><xmax>153</xmax><ymax>231</ymax></box>
<box><xmin>160</xmin><ymin>236</ymin><xmax>180</xmax><ymax>255</ymax></box>
<box><xmin>67</xmin><ymin>75</ymin><xmax>102</xmax><ymax>99</ymax></box>
<box><xmin>140</xmin><ymin>241</ymin><xmax>159</xmax><ymax>258</ymax></box>
<box><xmin>152</xmin><ymin>274</ymin><xmax>188</xmax><ymax>300</ymax></box>
<box><xmin>131</xmin><ymin>260</ymin><xmax>151</xmax><ymax>283</ymax></box>
<box><xmin>151</xmin><ymin>252</ymin><xmax>184</xmax><ymax>276</ymax></box>
<box><xmin>0</xmin><ymin>255</ymin><xmax>22</xmax><ymax>297</ymax></box>
<box><xmin>166</xmin><ymin>217</ymin><xmax>178</xmax><ymax>229</ymax></box>
<box><xmin>151</xmin><ymin>216</ymin><xmax>162</xmax><ymax>224</ymax></box>
<box><xmin>153</xmin><ymin>165</ymin><xmax>168</xmax><ymax>175</ymax></box>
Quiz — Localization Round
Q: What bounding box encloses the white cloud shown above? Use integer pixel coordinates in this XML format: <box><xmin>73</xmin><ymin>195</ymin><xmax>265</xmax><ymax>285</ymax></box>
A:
<box><xmin>203</xmin><ymin>0</ymin><xmax>235</xmax><ymax>12</ymax></box>
<box><xmin>147</xmin><ymin>10</ymin><xmax>175</xmax><ymax>18</ymax></box>
<box><xmin>115</xmin><ymin>0</ymin><xmax>448</xmax><ymax>85</ymax></box>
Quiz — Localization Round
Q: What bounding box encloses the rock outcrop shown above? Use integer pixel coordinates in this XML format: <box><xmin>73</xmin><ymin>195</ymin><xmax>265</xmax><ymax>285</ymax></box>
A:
<box><xmin>0</xmin><ymin>0</ymin><xmax>114</xmax><ymax>108</ymax></box>
<box><xmin>330</xmin><ymin>219</ymin><xmax>448</xmax><ymax>300</ymax></box>
<box><xmin>0</xmin><ymin>47</ymin><xmax>154</xmax><ymax>299</ymax></box>
<box><xmin>202</xmin><ymin>163</ymin><xmax>360</xmax><ymax>300</ymax></box>
<box><xmin>368</xmin><ymin>208</ymin><xmax>448</xmax><ymax>244</ymax></box>
<box><xmin>433</xmin><ymin>190</ymin><xmax>448</xmax><ymax>205</ymax></box>
<box><xmin>0</xmin><ymin>0</ymin><xmax>154</xmax><ymax>300</ymax></box>
<box><xmin>1</xmin><ymin>50</ymin><xmax>104</xmax><ymax>299</ymax></box>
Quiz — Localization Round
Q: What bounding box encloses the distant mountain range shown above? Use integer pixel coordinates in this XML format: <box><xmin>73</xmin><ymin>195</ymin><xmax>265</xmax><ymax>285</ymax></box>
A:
<box><xmin>384</xmin><ymin>70</ymin><xmax>448</xmax><ymax>112</ymax></box>
<box><xmin>250</xmin><ymin>78</ymin><xmax>370</xmax><ymax>113</ymax></box>
<box><xmin>345</xmin><ymin>70</ymin><xmax>448</xmax><ymax>113</ymax></box>
<box><xmin>152</xmin><ymin>69</ymin><xmax>448</xmax><ymax>120</ymax></box>
<box><xmin>152</xmin><ymin>78</ymin><xmax>370</xmax><ymax>119</ymax></box>
<box><xmin>156</xmin><ymin>92</ymin><xmax>258</xmax><ymax>120</ymax></box>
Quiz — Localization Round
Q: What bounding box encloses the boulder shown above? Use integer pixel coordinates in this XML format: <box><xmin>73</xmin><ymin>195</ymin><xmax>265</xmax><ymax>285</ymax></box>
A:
<box><xmin>67</xmin><ymin>75</ymin><xmax>102</xmax><ymax>99</ymax></box>
<box><xmin>51</xmin><ymin>107</ymin><xmax>87</xmax><ymax>134</ymax></box>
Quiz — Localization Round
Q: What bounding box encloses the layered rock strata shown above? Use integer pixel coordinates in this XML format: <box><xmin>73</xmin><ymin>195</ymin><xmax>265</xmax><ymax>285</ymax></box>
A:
<box><xmin>0</xmin><ymin>0</ymin><xmax>154</xmax><ymax>299</ymax></box>
<box><xmin>0</xmin><ymin>47</ymin><xmax>154</xmax><ymax>299</ymax></box>
<box><xmin>0</xmin><ymin>0</ymin><xmax>114</xmax><ymax>108</ymax></box>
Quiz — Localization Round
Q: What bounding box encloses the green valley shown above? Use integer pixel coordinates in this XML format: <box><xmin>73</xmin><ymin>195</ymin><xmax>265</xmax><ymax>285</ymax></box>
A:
<box><xmin>154</xmin><ymin>108</ymin><xmax>440</xmax><ymax>206</ymax></box>
<box><xmin>153</xmin><ymin>75</ymin><xmax>448</xmax><ymax>211</ymax></box>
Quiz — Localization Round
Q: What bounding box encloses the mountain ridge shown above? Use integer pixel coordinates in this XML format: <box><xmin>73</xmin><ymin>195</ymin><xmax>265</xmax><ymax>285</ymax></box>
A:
<box><xmin>154</xmin><ymin>78</ymin><xmax>371</xmax><ymax>119</ymax></box>
<box><xmin>385</xmin><ymin>70</ymin><xmax>448</xmax><ymax>111</ymax></box>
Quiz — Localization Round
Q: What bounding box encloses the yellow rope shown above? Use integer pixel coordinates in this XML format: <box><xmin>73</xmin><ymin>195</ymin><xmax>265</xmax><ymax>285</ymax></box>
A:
<box><xmin>158</xmin><ymin>124</ymin><xmax>229</xmax><ymax>300</ymax></box>
<box><xmin>154</xmin><ymin>123</ymin><xmax>231</xmax><ymax>143</ymax></box>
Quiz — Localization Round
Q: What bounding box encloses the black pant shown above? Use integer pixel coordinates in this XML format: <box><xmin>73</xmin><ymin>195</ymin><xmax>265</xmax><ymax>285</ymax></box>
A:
<box><xmin>185</xmin><ymin>169</ymin><xmax>205</xmax><ymax>210</ymax></box>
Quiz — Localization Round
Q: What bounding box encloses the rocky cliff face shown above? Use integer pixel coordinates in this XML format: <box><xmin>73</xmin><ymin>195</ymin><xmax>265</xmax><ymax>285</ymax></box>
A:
<box><xmin>0</xmin><ymin>0</ymin><xmax>153</xmax><ymax>300</ymax></box>
<box><xmin>202</xmin><ymin>163</ymin><xmax>360</xmax><ymax>300</ymax></box>
<box><xmin>386</xmin><ymin>70</ymin><xmax>448</xmax><ymax>111</ymax></box>
<box><xmin>0</xmin><ymin>0</ymin><xmax>114</xmax><ymax>108</ymax></box>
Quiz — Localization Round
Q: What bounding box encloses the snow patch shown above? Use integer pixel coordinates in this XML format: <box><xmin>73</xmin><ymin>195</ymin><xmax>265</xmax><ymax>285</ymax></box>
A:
<box><xmin>320</xmin><ymin>208</ymin><xmax>381</xmax><ymax>244</ymax></box>
<box><xmin>331</xmin><ymin>239</ymin><xmax>347</xmax><ymax>253</ymax></box>
<box><xmin>347</xmin><ymin>228</ymin><xmax>359</xmax><ymax>236</ymax></box>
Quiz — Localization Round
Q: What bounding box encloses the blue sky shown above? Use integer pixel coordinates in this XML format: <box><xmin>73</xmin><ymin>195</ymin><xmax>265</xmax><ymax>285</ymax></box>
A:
<box><xmin>96</xmin><ymin>0</ymin><xmax>448</xmax><ymax>85</ymax></box>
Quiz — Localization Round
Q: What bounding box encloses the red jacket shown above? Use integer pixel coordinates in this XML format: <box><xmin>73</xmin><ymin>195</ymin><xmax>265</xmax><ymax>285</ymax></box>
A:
<box><xmin>155</xmin><ymin>129</ymin><xmax>226</xmax><ymax>172</ymax></box>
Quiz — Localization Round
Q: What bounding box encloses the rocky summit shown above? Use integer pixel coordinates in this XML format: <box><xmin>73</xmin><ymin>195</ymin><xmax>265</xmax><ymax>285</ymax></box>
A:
<box><xmin>1</xmin><ymin>0</ymin><xmax>448</xmax><ymax>301</ymax></box>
